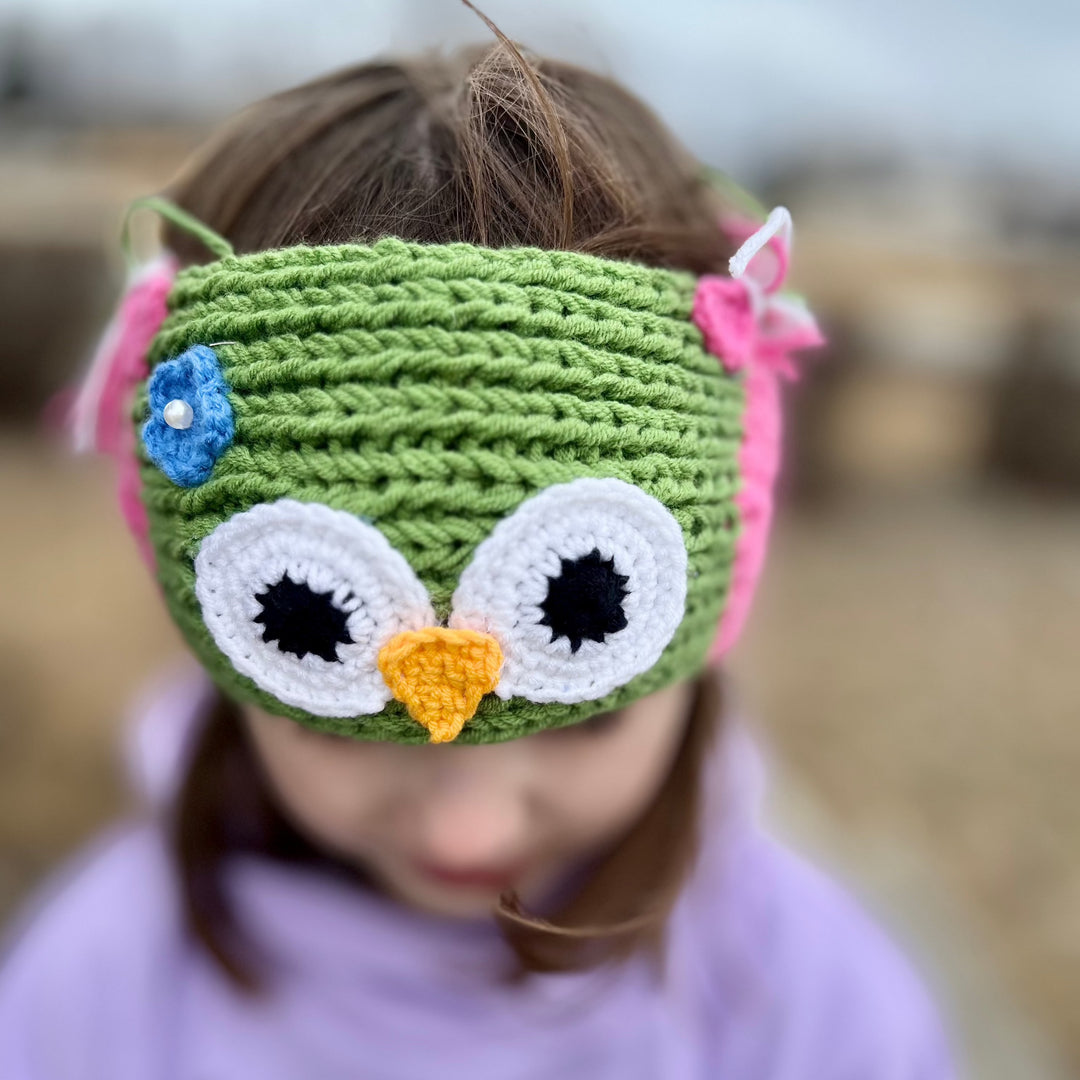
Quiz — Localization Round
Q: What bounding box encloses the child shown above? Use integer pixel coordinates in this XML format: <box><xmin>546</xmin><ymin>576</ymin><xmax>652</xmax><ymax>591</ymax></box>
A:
<box><xmin>0</xmin><ymin>32</ymin><xmax>954</xmax><ymax>1080</ymax></box>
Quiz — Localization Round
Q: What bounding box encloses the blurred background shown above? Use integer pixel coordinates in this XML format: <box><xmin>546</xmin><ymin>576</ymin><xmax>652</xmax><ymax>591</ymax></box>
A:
<box><xmin>0</xmin><ymin>0</ymin><xmax>1077</xmax><ymax>1074</ymax></box>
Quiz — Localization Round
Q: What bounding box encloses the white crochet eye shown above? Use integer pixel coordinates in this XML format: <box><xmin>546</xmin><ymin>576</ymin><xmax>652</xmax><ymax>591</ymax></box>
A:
<box><xmin>449</xmin><ymin>477</ymin><xmax>687</xmax><ymax>704</ymax></box>
<box><xmin>194</xmin><ymin>499</ymin><xmax>435</xmax><ymax>718</ymax></box>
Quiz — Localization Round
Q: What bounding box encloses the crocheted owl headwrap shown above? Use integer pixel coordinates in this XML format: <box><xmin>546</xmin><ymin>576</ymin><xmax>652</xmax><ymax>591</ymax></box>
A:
<box><xmin>73</xmin><ymin>197</ymin><xmax>822</xmax><ymax>744</ymax></box>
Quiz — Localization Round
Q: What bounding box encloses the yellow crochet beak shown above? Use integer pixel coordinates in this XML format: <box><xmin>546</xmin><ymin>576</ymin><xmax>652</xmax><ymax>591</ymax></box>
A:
<box><xmin>377</xmin><ymin>628</ymin><xmax>504</xmax><ymax>743</ymax></box>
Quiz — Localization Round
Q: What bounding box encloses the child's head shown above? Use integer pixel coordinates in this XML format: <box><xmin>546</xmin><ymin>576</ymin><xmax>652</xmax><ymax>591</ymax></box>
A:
<box><xmin>79</xmin><ymin>29</ymin><xmax>820</xmax><ymax>982</ymax></box>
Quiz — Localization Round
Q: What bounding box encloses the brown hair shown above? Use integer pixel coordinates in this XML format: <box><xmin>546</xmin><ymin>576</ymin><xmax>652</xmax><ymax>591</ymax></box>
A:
<box><xmin>161</xmin><ymin>27</ymin><xmax>734</xmax><ymax>988</ymax></box>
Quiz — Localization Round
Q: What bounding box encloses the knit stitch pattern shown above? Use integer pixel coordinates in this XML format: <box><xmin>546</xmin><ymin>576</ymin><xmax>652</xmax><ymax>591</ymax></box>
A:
<box><xmin>138</xmin><ymin>238</ymin><xmax>744</xmax><ymax>743</ymax></box>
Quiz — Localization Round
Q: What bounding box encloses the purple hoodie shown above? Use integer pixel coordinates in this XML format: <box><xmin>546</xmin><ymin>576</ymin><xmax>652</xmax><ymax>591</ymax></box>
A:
<box><xmin>0</xmin><ymin>669</ymin><xmax>954</xmax><ymax>1079</ymax></box>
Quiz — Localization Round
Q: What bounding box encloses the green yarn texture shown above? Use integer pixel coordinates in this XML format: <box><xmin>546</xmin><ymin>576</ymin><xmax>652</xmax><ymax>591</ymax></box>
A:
<box><xmin>139</xmin><ymin>237</ymin><xmax>744</xmax><ymax>743</ymax></box>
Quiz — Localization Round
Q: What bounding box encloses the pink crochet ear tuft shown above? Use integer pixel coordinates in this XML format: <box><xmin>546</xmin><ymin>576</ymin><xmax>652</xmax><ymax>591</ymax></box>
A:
<box><xmin>691</xmin><ymin>276</ymin><xmax>758</xmax><ymax>374</ymax></box>
<box><xmin>70</xmin><ymin>255</ymin><xmax>177</xmax><ymax>567</ymax></box>
<box><xmin>692</xmin><ymin>208</ymin><xmax>824</xmax><ymax>660</ymax></box>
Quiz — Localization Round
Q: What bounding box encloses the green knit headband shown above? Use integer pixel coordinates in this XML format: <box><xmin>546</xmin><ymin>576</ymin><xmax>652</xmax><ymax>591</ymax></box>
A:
<box><xmin>79</xmin><ymin>195</ymin><xmax>820</xmax><ymax>744</ymax></box>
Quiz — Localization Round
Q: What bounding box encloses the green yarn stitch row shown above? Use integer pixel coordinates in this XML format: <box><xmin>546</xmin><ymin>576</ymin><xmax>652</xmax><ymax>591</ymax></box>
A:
<box><xmin>139</xmin><ymin>238</ymin><xmax>744</xmax><ymax>743</ymax></box>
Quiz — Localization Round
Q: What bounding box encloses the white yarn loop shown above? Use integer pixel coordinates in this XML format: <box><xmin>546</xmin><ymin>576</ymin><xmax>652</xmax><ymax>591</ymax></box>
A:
<box><xmin>728</xmin><ymin>206</ymin><xmax>792</xmax><ymax>280</ymax></box>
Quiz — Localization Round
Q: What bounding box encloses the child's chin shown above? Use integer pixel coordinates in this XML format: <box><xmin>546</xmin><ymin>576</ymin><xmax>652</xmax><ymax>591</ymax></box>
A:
<box><xmin>368</xmin><ymin>855</ymin><xmax>565</xmax><ymax>921</ymax></box>
<box><xmin>378</xmin><ymin>866</ymin><xmax>509</xmax><ymax>920</ymax></box>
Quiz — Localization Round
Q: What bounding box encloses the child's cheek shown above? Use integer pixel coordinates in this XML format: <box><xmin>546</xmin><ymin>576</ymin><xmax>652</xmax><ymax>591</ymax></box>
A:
<box><xmin>532</xmin><ymin>697</ymin><xmax>689</xmax><ymax>849</ymax></box>
<box><xmin>243</xmin><ymin>713</ymin><xmax>394</xmax><ymax>856</ymax></box>
<box><xmin>539</xmin><ymin>750</ymin><xmax>664</xmax><ymax>848</ymax></box>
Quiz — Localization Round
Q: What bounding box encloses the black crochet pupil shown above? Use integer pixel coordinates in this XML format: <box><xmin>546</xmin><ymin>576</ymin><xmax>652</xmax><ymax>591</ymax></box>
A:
<box><xmin>538</xmin><ymin>548</ymin><xmax>630</xmax><ymax>654</ymax></box>
<box><xmin>253</xmin><ymin>573</ymin><xmax>353</xmax><ymax>663</ymax></box>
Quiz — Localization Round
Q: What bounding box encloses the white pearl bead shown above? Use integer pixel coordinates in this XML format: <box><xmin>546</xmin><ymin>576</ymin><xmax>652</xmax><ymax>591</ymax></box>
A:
<box><xmin>163</xmin><ymin>398</ymin><xmax>194</xmax><ymax>430</ymax></box>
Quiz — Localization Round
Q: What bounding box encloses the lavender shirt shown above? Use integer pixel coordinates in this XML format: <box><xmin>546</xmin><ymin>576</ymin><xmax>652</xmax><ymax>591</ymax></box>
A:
<box><xmin>0</xmin><ymin>670</ymin><xmax>953</xmax><ymax>1079</ymax></box>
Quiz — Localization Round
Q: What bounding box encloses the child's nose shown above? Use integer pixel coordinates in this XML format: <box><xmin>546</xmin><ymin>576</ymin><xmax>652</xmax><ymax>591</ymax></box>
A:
<box><xmin>411</xmin><ymin>767</ymin><xmax>530</xmax><ymax>871</ymax></box>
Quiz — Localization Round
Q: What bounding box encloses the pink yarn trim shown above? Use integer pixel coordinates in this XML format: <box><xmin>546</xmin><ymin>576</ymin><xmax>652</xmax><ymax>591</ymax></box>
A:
<box><xmin>708</xmin><ymin>362</ymin><xmax>782</xmax><ymax>661</ymax></box>
<box><xmin>692</xmin><ymin>208</ymin><xmax>825</xmax><ymax>658</ymax></box>
<box><xmin>70</xmin><ymin>256</ymin><xmax>177</xmax><ymax>567</ymax></box>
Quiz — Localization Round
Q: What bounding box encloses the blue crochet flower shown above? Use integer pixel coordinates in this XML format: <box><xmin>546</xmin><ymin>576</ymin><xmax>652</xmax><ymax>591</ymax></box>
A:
<box><xmin>143</xmin><ymin>345</ymin><xmax>234</xmax><ymax>487</ymax></box>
